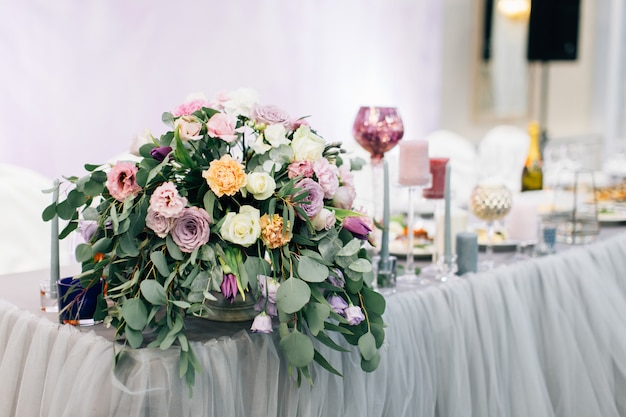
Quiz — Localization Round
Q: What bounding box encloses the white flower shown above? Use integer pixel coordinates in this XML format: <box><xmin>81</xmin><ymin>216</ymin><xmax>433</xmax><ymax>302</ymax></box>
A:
<box><xmin>311</xmin><ymin>208</ymin><xmax>336</xmax><ymax>231</ymax></box>
<box><xmin>219</xmin><ymin>205</ymin><xmax>261</xmax><ymax>247</ymax></box>
<box><xmin>129</xmin><ymin>128</ymin><xmax>153</xmax><ymax>156</ymax></box>
<box><xmin>263</xmin><ymin>124</ymin><xmax>290</xmax><ymax>148</ymax></box>
<box><xmin>250</xmin><ymin>134</ymin><xmax>271</xmax><ymax>155</ymax></box>
<box><xmin>245</xmin><ymin>172</ymin><xmax>276</xmax><ymax>200</ymax></box>
<box><xmin>291</xmin><ymin>125</ymin><xmax>325</xmax><ymax>161</ymax></box>
<box><xmin>223</xmin><ymin>88</ymin><xmax>260</xmax><ymax>117</ymax></box>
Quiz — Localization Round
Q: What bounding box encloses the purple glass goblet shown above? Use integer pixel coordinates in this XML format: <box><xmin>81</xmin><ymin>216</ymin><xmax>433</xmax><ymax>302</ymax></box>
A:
<box><xmin>352</xmin><ymin>106</ymin><xmax>404</xmax><ymax>166</ymax></box>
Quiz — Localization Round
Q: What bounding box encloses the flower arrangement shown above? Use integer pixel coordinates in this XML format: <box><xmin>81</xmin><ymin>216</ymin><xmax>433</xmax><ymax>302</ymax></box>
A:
<box><xmin>44</xmin><ymin>88</ymin><xmax>386</xmax><ymax>388</ymax></box>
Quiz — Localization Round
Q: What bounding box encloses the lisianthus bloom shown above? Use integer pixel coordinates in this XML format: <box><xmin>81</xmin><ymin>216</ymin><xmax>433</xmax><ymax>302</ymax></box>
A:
<box><xmin>291</xmin><ymin>125</ymin><xmax>325</xmax><ymax>161</ymax></box>
<box><xmin>327</xmin><ymin>295</ymin><xmax>348</xmax><ymax>315</ymax></box>
<box><xmin>287</xmin><ymin>160</ymin><xmax>314</xmax><ymax>179</ymax></box>
<box><xmin>342</xmin><ymin>216</ymin><xmax>372</xmax><ymax>240</ymax></box>
<box><xmin>332</xmin><ymin>185</ymin><xmax>357</xmax><ymax>209</ymax></box>
<box><xmin>206</xmin><ymin>112</ymin><xmax>238</xmax><ymax>143</ymax></box>
<box><xmin>251</xmin><ymin>312</ymin><xmax>273</xmax><ymax>333</ymax></box>
<box><xmin>220</xmin><ymin>205</ymin><xmax>261</xmax><ymax>247</ymax></box>
<box><xmin>255</xmin><ymin>275</ymin><xmax>279</xmax><ymax>316</ymax></box>
<box><xmin>150</xmin><ymin>146</ymin><xmax>172</xmax><ymax>162</ymax></box>
<box><xmin>175</xmin><ymin>116</ymin><xmax>203</xmax><ymax>141</ymax></box>
<box><xmin>344</xmin><ymin>305</ymin><xmax>365</xmax><ymax>325</ymax></box>
<box><xmin>311</xmin><ymin>208</ymin><xmax>336</xmax><ymax>231</ymax></box>
<box><xmin>106</xmin><ymin>161</ymin><xmax>142</xmax><ymax>202</ymax></box>
<box><xmin>260</xmin><ymin>214</ymin><xmax>292</xmax><ymax>249</ymax></box>
<box><xmin>78</xmin><ymin>220</ymin><xmax>98</xmax><ymax>243</ymax></box>
<box><xmin>314</xmin><ymin>158</ymin><xmax>339</xmax><ymax>199</ymax></box>
<box><xmin>245</xmin><ymin>172</ymin><xmax>276</xmax><ymax>200</ymax></box>
<box><xmin>294</xmin><ymin>178</ymin><xmax>324</xmax><ymax>219</ymax></box>
<box><xmin>202</xmin><ymin>155</ymin><xmax>247</xmax><ymax>197</ymax></box>
<box><xmin>149</xmin><ymin>182</ymin><xmax>187</xmax><ymax>218</ymax></box>
<box><xmin>171</xmin><ymin>98</ymin><xmax>210</xmax><ymax>117</ymax></box>
<box><xmin>170</xmin><ymin>207</ymin><xmax>211</xmax><ymax>252</ymax></box>
<box><xmin>146</xmin><ymin>208</ymin><xmax>173</xmax><ymax>238</ymax></box>
<box><xmin>221</xmin><ymin>273</ymin><xmax>238</xmax><ymax>303</ymax></box>
<box><xmin>327</xmin><ymin>268</ymin><xmax>345</xmax><ymax>288</ymax></box>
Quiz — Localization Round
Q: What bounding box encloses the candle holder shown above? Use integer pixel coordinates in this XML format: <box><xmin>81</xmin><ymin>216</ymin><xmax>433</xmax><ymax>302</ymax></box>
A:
<box><xmin>371</xmin><ymin>254</ymin><xmax>398</xmax><ymax>295</ymax></box>
<box><xmin>397</xmin><ymin>178</ymin><xmax>432</xmax><ymax>285</ymax></box>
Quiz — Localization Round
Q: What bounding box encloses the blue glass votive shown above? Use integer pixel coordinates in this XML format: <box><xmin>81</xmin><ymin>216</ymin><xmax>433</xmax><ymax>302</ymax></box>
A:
<box><xmin>57</xmin><ymin>277</ymin><xmax>103</xmax><ymax>325</ymax></box>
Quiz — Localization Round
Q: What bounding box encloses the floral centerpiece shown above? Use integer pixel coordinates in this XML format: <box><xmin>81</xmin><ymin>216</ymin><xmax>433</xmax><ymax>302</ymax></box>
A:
<box><xmin>43</xmin><ymin>88</ymin><xmax>386</xmax><ymax>388</ymax></box>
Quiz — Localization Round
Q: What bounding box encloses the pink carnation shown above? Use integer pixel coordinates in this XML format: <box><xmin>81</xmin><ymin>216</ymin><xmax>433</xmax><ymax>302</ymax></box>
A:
<box><xmin>206</xmin><ymin>113</ymin><xmax>238</xmax><ymax>143</ymax></box>
<box><xmin>171</xmin><ymin>99</ymin><xmax>210</xmax><ymax>117</ymax></box>
<box><xmin>149</xmin><ymin>182</ymin><xmax>187</xmax><ymax>218</ymax></box>
<box><xmin>313</xmin><ymin>158</ymin><xmax>339</xmax><ymax>199</ymax></box>
<box><xmin>287</xmin><ymin>160</ymin><xmax>314</xmax><ymax>179</ymax></box>
<box><xmin>106</xmin><ymin>161</ymin><xmax>142</xmax><ymax>202</ymax></box>
<box><xmin>337</xmin><ymin>165</ymin><xmax>355</xmax><ymax>188</ymax></box>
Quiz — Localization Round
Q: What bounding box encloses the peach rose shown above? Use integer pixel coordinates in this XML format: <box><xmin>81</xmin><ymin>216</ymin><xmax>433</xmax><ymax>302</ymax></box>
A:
<box><xmin>202</xmin><ymin>155</ymin><xmax>247</xmax><ymax>197</ymax></box>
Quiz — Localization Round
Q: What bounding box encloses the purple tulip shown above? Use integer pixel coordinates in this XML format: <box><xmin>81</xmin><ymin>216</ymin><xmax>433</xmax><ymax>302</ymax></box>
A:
<box><xmin>150</xmin><ymin>146</ymin><xmax>173</xmax><ymax>162</ymax></box>
<box><xmin>342</xmin><ymin>216</ymin><xmax>372</xmax><ymax>240</ymax></box>
<box><xmin>221</xmin><ymin>273</ymin><xmax>238</xmax><ymax>303</ymax></box>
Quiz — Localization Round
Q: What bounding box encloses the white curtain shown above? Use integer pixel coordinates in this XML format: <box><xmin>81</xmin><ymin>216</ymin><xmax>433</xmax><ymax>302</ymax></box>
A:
<box><xmin>0</xmin><ymin>0</ymin><xmax>442</xmax><ymax>181</ymax></box>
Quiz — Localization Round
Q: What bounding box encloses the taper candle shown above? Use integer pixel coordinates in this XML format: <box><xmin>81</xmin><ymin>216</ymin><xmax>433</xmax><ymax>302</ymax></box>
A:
<box><xmin>443</xmin><ymin>163</ymin><xmax>452</xmax><ymax>264</ymax></box>
<box><xmin>380</xmin><ymin>160</ymin><xmax>390</xmax><ymax>262</ymax></box>
<box><xmin>50</xmin><ymin>179</ymin><xmax>60</xmax><ymax>298</ymax></box>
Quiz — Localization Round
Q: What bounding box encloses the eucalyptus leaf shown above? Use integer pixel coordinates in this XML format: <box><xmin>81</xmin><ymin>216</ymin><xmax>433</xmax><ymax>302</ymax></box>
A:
<box><xmin>360</xmin><ymin>286</ymin><xmax>386</xmax><ymax>316</ymax></box>
<box><xmin>124</xmin><ymin>327</ymin><xmax>144</xmax><ymax>349</ymax></box>
<box><xmin>360</xmin><ymin>351</ymin><xmax>381</xmax><ymax>372</ymax></box>
<box><xmin>140</xmin><ymin>280</ymin><xmax>168</xmax><ymax>305</ymax></box>
<box><xmin>75</xmin><ymin>243</ymin><xmax>93</xmax><ymax>263</ymax></box>
<box><xmin>42</xmin><ymin>203</ymin><xmax>57</xmax><ymax>222</ymax></box>
<box><xmin>279</xmin><ymin>331</ymin><xmax>315</xmax><ymax>368</ymax></box>
<box><xmin>313</xmin><ymin>350</ymin><xmax>343</xmax><ymax>377</ymax></box>
<box><xmin>348</xmin><ymin>258</ymin><xmax>372</xmax><ymax>273</ymax></box>
<box><xmin>304</xmin><ymin>302</ymin><xmax>330</xmax><ymax>336</ymax></box>
<box><xmin>56</xmin><ymin>200</ymin><xmax>77</xmax><ymax>220</ymax></box>
<box><xmin>122</xmin><ymin>298</ymin><xmax>148</xmax><ymax>330</ymax></box>
<box><xmin>276</xmin><ymin>277</ymin><xmax>311</xmax><ymax>314</ymax></box>
<box><xmin>297</xmin><ymin>257</ymin><xmax>329</xmax><ymax>283</ymax></box>
<box><xmin>119</xmin><ymin>233</ymin><xmax>140</xmax><ymax>257</ymax></box>
<box><xmin>358</xmin><ymin>332</ymin><xmax>377</xmax><ymax>361</ymax></box>
<box><xmin>166</xmin><ymin>235</ymin><xmax>184</xmax><ymax>261</ymax></box>
<box><xmin>337</xmin><ymin>239</ymin><xmax>360</xmax><ymax>257</ymax></box>
<box><xmin>150</xmin><ymin>251</ymin><xmax>170</xmax><ymax>277</ymax></box>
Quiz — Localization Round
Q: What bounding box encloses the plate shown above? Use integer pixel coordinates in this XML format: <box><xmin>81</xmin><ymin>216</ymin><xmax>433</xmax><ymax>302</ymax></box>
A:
<box><xmin>473</xmin><ymin>227</ymin><xmax>519</xmax><ymax>251</ymax></box>
<box><xmin>598</xmin><ymin>210</ymin><xmax>626</xmax><ymax>223</ymax></box>
<box><xmin>388</xmin><ymin>239</ymin><xmax>435</xmax><ymax>259</ymax></box>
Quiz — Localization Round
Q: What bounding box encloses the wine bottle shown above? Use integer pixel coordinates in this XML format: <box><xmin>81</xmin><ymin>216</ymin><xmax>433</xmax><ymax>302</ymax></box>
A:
<box><xmin>521</xmin><ymin>121</ymin><xmax>543</xmax><ymax>191</ymax></box>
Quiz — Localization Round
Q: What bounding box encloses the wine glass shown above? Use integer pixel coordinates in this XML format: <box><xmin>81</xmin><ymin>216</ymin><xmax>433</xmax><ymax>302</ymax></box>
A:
<box><xmin>469</xmin><ymin>182</ymin><xmax>513</xmax><ymax>270</ymax></box>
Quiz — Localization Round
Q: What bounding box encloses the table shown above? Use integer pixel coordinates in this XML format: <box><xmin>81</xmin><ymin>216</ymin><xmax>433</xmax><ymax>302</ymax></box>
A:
<box><xmin>1</xmin><ymin>230</ymin><xmax>626</xmax><ymax>417</ymax></box>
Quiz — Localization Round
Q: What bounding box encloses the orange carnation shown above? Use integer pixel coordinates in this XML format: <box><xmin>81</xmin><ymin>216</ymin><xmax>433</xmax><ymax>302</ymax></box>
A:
<box><xmin>260</xmin><ymin>214</ymin><xmax>292</xmax><ymax>249</ymax></box>
<box><xmin>202</xmin><ymin>155</ymin><xmax>247</xmax><ymax>197</ymax></box>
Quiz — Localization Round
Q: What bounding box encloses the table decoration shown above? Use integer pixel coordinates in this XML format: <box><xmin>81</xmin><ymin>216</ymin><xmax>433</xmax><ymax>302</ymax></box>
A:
<box><xmin>455</xmin><ymin>232</ymin><xmax>478</xmax><ymax>275</ymax></box>
<box><xmin>43</xmin><ymin>88</ymin><xmax>386</xmax><ymax>390</ymax></box>
<box><xmin>423</xmin><ymin>157</ymin><xmax>449</xmax><ymax>200</ymax></box>
<box><xmin>57</xmin><ymin>276</ymin><xmax>103</xmax><ymax>325</ymax></box>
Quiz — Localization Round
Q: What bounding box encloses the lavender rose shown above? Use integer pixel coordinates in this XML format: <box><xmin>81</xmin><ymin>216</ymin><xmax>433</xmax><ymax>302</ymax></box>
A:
<box><xmin>294</xmin><ymin>178</ymin><xmax>324</xmax><ymax>219</ymax></box>
<box><xmin>250</xmin><ymin>312</ymin><xmax>273</xmax><ymax>333</ymax></box>
<box><xmin>327</xmin><ymin>295</ymin><xmax>348</xmax><ymax>315</ymax></box>
<box><xmin>344</xmin><ymin>305</ymin><xmax>365</xmax><ymax>325</ymax></box>
<box><xmin>252</xmin><ymin>104</ymin><xmax>291</xmax><ymax>126</ymax></box>
<box><xmin>170</xmin><ymin>207</ymin><xmax>211</xmax><ymax>253</ymax></box>
<box><xmin>146</xmin><ymin>208</ymin><xmax>173</xmax><ymax>238</ymax></box>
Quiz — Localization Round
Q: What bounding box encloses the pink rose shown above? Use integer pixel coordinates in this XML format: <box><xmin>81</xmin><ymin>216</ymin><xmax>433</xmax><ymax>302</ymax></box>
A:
<box><xmin>311</xmin><ymin>208</ymin><xmax>336</xmax><ymax>231</ymax></box>
<box><xmin>175</xmin><ymin>116</ymin><xmax>203</xmax><ymax>141</ymax></box>
<box><xmin>149</xmin><ymin>182</ymin><xmax>187</xmax><ymax>218</ymax></box>
<box><xmin>206</xmin><ymin>113</ymin><xmax>238</xmax><ymax>143</ymax></box>
<box><xmin>146</xmin><ymin>208</ymin><xmax>173</xmax><ymax>238</ymax></box>
<box><xmin>313</xmin><ymin>158</ymin><xmax>339</xmax><ymax>199</ymax></box>
<box><xmin>170</xmin><ymin>207</ymin><xmax>211</xmax><ymax>253</ymax></box>
<box><xmin>172</xmin><ymin>99</ymin><xmax>210</xmax><ymax>117</ymax></box>
<box><xmin>337</xmin><ymin>165</ymin><xmax>355</xmax><ymax>188</ymax></box>
<box><xmin>332</xmin><ymin>185</ymin><xmax>356</xmax><ymax>209</ymax></box>
<box><xmin>106</xmin><ymin>161</ymin><xmax>142</xmax><ymax>202</ymax></box>
<box><xmin>252</xmin><ymin>104</ymin><xmax>291</xmax><ymax>126</ymax></box>
<box><xmin>287</xmin><ymin>160</ymin><xmax>314</xmax><ymax>179</ymax></box>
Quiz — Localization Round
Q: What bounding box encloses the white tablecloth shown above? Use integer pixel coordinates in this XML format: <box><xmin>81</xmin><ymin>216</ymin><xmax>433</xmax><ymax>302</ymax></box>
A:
<box><xmin>1</xmin><ymin>232</ymin><xmax>626</xmax><ymax>417</ymax></box>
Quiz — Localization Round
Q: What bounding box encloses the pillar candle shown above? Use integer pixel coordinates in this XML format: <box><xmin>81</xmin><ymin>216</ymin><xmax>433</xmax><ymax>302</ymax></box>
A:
<box><xmin>398</xmin><ymin>140</ymin><xmax>430</xmax><ymax>186</ymax></box>
<box><xmin>506</xmin><ymin>200</ymin><xmax>539</xmax><ymax>243</ymax></box>
<box><xmin>423</xmin><ymin>157</ymin><xmax>449</xmax><ymax>199</ymax></box>
<box><xmin>50</xmin><ymin>179</ymin><xmax>60</xmax><ymax>298</ymax></box>
<box><xmin>456</xmin><ymin>232</ymin><xmax>478</xmax><ymax>275</ymax></box>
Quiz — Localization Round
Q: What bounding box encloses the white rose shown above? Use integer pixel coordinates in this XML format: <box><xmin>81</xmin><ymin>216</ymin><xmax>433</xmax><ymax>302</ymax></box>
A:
<box><xmin>223</xmin><ymin>88</ymin><xmax>260</xmax><ymax>117</ymax></box>
<box><xmin>311</xmin><ymin>208</ymin><xmax>336</xmax><ymax>231</ymax></box>
<box><xmin>291</xmin><ymin>125</ymin><xmax>325</xmax><ymax>161</ymax></box>
<box><xmin>250</xmin><ymin>134</ymin><xmax>271</xmax><ymax>155</ymax></box>
<box><xmin>220</xmin><ymin>205</ymin><xmax>261</xmax><ymax>247</ymax></box>
<box><xmin>246</xmin><ymin>172</ymin><xmax>276</xmax><ymax>200</ymax></box>
<box><xmin>263</xmin><ymin>124</ymin><xmax>290</xmax><ymax>148</ymax></box>
<box><xmin>175</xmin><ymin>116</ymin><xmax>203</xmax><ymax>141</ymax></box>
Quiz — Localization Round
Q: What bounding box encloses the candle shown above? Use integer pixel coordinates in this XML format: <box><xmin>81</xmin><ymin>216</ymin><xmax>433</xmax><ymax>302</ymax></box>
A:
<box><xmin>380</xmin><ymin>160</ymin><xmax>390</xmax><ymax>263</ymax></box>
<box><xmin>50</xmin><ymin>179</ymin><xmax>60</xmax><ymax>298</ymax></box>
<box><xmin>443</xmin><ymin>163</ymin><xmax>453</xmax><ymax>264</ymax></box>
<box><xmin>434</xmin><ymin>208</ymin><xmax>468</xmax><ymax>257</ymax></box>
<box><xmin>506</xmin><ymin>200</ymin><xmax>539</xmax><ymax>243</ymax></box>
<box><xmin>423</xmin><ymin>157</ymin><xmax>449</xmax><ymax>199</ymax></box>
<box><xmin>398</xmin><ymin>140</ymin><xmax>430</xmax><ymax>186</ymax></box>
<box><xmin>456</xmin><ymin>232</ymin><xmax>478</xmax><ymax>275</ymax></box>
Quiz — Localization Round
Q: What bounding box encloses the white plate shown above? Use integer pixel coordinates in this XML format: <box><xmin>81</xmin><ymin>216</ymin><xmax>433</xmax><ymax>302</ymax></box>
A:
<box><xmin>388</xmin><ymin>239</ymin><xmax>435</xmax><ymax>259</ymax></box>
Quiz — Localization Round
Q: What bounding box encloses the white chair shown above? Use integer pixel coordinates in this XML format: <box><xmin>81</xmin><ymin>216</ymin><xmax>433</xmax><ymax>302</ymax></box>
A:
<box><xmin>0</xmin><ymin>164</ymin><xmax>71</xmax><ymax>275</ymax></box>
<box><xmin>477</xmin><ymin>125</ymin><xmax>530</xmax><ymax>194</ymax></box>
<box><xmin>424</xmin><ymin>130</ymin><xmax>479</xmax><ymax>207</ymax></box>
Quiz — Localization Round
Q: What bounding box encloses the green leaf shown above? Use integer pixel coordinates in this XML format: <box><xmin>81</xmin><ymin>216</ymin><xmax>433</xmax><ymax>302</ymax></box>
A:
<box><xmin>337</xmin><ymin>239</ymin><xmax>360</xmax><ymax>257</ymax></box>
<box><xmin>166</xmin><ymin>235</ymin><xmax>184</xmax><ymax>261</ymax></box>
<box><xmin>203</xmin><ymin>190</ymin><xmax>216</xmax><ymax>217</ymax></box>
<box><xmin>360</xmin><ymin>286</ymin><xmax>386</xmax><ymax>316</ymax></box>
<box><xmin>304</xmin><ymin>302</ymin><xmax>330</xmax><ymax>336</ymax></box>
<box><xmin>314</xmin><ymin>331</ymin><xmax>350</xmax><ymax>352</ymax></box>
<box><xmin>122</xmin><ymin>298</ymin><xmax>148</xmax><ymax>330</ymax></box>
<box><xmin>42</xmin><ymin>203</ymin><xmax>57</xmax><ymax>222</ymax></box>
<box><xmin>67</xmin><ymin>189</ymin><xmax>87</xmax><ymax>207</ymax></box>
<box><xmin>75</xmin><ymin>243</ymin><xmax>93</xmax><ymax>263</ymax></box>
<box><xmin>119</xmin><ymin>233</ymin><xmax>140</xmax><ymax>257</ymax></box>
<box><xmin>92</xmin><ymin>237</ymin><xmax>113</xmax><ymax>254</ymax></box>
<box><xmin>174</xmin><ymin>135</ymin><xmax>194</xmax><ymax>168</ymax></box>
<box><xmin>297</xmin><ymin>256</ymin><xmax>329</xmax><ymax>283</ymax></box>
<box><xmin>348</xmin><ymin>258</ymin><xmax>372</xmax><ymax>273</ymax></box>
<box><xmin>313</xmin><ymin>350</ymin><xmax>343</xmax><ymax>377</ymax></box>
<box><xmin>360</xmin><ymin>351</ymin><xmax>381</xmax><ymax>372</ymax></box>
<box><xmin>150</xmin><ymin>251</ymin><xmax>170</xmax><ymax>277</ymax></box>
<box><xmin>56</xmin><ymin>200</ymin><xmax>77</xmax><ymax>220</ymax></box>
<box><xmin>140</xmin><ymin>280</ymin><xmax>168</xmax><ymax>305</ymax></box>
<box><xmin>279</xmin><ymin>330</ymin><xmax>315</xmax><ymax>368</ymax></box>
<box><xmin>83</xmin><ymin>179</ymin><xmax>105</xmax><ymax>196</ymax></box>
<box><xmin>276</xmin><ymin>277</ymin><xmax>311</xmax><ymax>314</ymax></box>
<box><xmin>59</xmin><ymin>219</ymin><xmax>79</xmax><ymax>239</ymax></box>
<box><xmin>171</xmin><ymin>300</ymin><xmax>191</xmax><ymax>309</ymax></box>
<box><xmin>124</xmin><ymin>327</ymin><xmax>144</xmax><ymax>349</ymax></box>
<box><xmin>358</xmin><ymin>332</ymin><xmax>377</xmax><ymax>361</ymax></box>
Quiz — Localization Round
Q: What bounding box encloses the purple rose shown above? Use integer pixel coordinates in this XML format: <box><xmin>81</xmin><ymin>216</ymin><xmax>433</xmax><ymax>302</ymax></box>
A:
<box><xmin>150</xmin><ymin>146</ymin><xmax>172</xmax><ymax>162</ymax></box>
<box><xmin>146</xmin><ymin>208</ymin><xmax>173</xmax><ymax>238</ymax></box>
<box><xmin>342</xmin><ymin>216</ymin><xmax>372</xmax><ymax>240</ymax></box>
<box><xmin>251</xmin><ymin>312</ymin><xmax>273</xmax><ymax>333</ymax></box>
<box><xmin>252</xmin><ymin>104</ymin><xmax>291</xmax><ymax>126</ymax></box>
<box><xmin>294</xmin><ymin>178</ymin><xmax>324</xmax><ymax>219</ymax></box>
<box><xmin>221</xmin><ymin>273</ymin><xmax>238</xmax><ymax>303</ymax></box>
<box><xmin>344</xmin><ymin>305</ymin><xmax>365</xmax><ymax>325</ymax></box>
<box><xmin>327</xmin><ymin>295</ymin><xmax>348</xmax><ymax>315</ymax></box>
<box><xmin>170</xmin><ymin>207</ymin><xmax>211</xmax><ymax>253</ymax></box>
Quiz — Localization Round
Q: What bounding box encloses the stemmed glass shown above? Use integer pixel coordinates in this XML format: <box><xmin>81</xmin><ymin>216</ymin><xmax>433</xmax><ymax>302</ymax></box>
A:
<box><xmin>469</xmin><ymin>182</ymin><xmax>513</xmax><ymax>270</ymax></box>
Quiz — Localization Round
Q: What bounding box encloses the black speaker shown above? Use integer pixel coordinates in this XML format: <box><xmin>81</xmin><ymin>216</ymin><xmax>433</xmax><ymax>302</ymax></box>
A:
<box><xmin>527</xmin><ymin>0</ymin><xmax>581</xmax><ymax>61</ymax></box>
